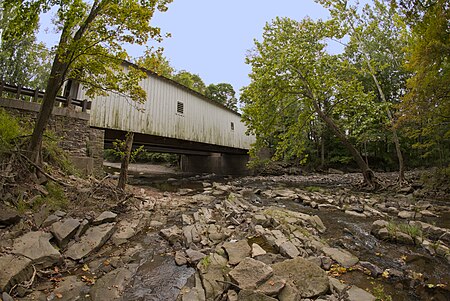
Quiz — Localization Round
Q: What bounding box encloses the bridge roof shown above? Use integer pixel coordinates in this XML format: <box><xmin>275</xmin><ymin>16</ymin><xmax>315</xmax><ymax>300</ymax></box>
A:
<box><xmin>123</xmin><ymin>61</ymin><xmax>242</xmax><ymax>117</ymax></box>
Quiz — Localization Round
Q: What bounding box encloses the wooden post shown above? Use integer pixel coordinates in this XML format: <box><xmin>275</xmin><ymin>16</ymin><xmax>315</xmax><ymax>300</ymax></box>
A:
<box><xmin>66</xmin><ymin>95</ymin><xmax>72</xmax><ymax>107</ymax></box>
<box><xmin>82</xmin><ymin>99</ymin><xmax>88</xmax><ymax>112</ymax></box>
<box><xmin>0</xmin><ymin>80</ymin><xmax>4</xmax><ymax>98</ymax></box>
<box><xmin>16</xmin><ymin>85</ymin><xmax>22</xmax><ymax>100</ymax></box>
<box><xmin>33</xmin><ymin>88</ymin><xmax>39</xmax><ymax>103</ymax></box>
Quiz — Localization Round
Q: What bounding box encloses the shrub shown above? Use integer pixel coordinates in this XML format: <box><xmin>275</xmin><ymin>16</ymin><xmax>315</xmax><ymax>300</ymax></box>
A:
<box><xmin>0</xmin><ymin>109</ymin><xmax>22</xmax><ymax>153</ymax></box>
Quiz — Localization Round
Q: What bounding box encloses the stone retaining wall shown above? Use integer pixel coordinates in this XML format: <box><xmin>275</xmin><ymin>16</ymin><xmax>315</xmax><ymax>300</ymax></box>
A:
<box><xmin>0</xmin><ymin>98</ymin><xmax>104</xmax><ymax>176</ymax></box>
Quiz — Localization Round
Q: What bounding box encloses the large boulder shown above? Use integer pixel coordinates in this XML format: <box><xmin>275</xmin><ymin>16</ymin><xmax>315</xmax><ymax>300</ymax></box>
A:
<box><xmin>12</xmin><ymin>231</ymin><xmax>61</xmax><ymax>268</ymax></box>
<box><xmin>65</xmin><ymin>223</ymin><xmax>116</xmax><ymax>260</ymax></box>
<box><xmin>197</xmin><ymin>253</ymin><xmax>229</xmax><ymax>300</ymax></box>
<box><xmin>0</xmin><ymin>205</ymin><xmax>20</xmax><ymax>226</ymax></box>
<box><xmin>229</xmin><ymin>258</ymin><xmax>273</xmax><ymax>290</ymax></box>
<box><xmin>272</xmin><ymin>257</ymin><xmax>329</xmax><ymax>298</ymax></box>
<box><xmin>89</xmin><ymin>268</ymin><xmax>133</xmax><ymax>301</ymax></box>
<box><xmin>0</xmin><ymin>255</ymin><xmax>32</xmax><ymax>292</ymax></box>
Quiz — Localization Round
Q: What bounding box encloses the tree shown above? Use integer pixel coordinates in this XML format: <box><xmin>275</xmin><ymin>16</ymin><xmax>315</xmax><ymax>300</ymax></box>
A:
<box><xmin>317</xmin><ymin>0</ymin><xmax>409</xmax><ymax>183</ymax></box>
<box><xmin>242</xmin><ymin>17</ymin><xmax>377</xmax><ymax>186</ymax></box>
<box><xmin>172</xmin><ymin>70</ymin><xmax>206</xmax><ymax>94</ymax></box>
<box><xmin>3</xmin><ymin>0</ymin><xmax>172</xmax><ymax>165</ymax></box>
<box><xmin>205</xmin><ymin>83</ymin><xmax>238</xmax><ymax>111</ymax></box>
<box><xmin>396</xmin><ymin>0</ymin><xmax>450</xmax><ymax>165</ymax></box>
<box><xmin>135</xmin><ymin>48</ymin><xmax>175</xmax><ymax>78</ymax></box>
<box><xmin>1</xmin><ymin>1</ymin><xmax>51</xmax><ymax>89</ymax></box>
<box><xmin>117</xmin><ymin>132</ymin><xmax>134</xmax><ymax>190</ymax></box>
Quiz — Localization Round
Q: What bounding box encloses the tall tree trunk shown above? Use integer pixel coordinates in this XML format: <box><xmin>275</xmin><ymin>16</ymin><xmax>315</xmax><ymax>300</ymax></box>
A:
<box><xmin>28</xmin><ymin>55</ymin><xmax>67</xmax><ymax>164</ymax></box>
<box><xmin>366</xmin><ymin>61</ymin><xmax>405</xmax><ymax>183</ymax></box>
<box><xmin>118</xmin><ymin>132</ymin><xmax>134</xmax><ymax>190</ymax></box>
<box><xmin>312</xmin><ymin>101</ymin><xmax>376</xmax><ymax>187</ymax></box>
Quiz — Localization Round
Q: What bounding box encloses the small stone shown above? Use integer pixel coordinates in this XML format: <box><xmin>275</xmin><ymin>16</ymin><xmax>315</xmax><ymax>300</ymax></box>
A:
<box><xmin>252</xmin><ymin>243</ymin><xmax>267</xmax><ymax>257</ymax></box>
<box><xmin>279</xmin><ymin>241</ymin><xmax>300</xmax><ymax>258</ymax></box>
<box><xmin>175</xmin><ymin>251</ymin><xmax>188</xmax><ymax>266</ymax></box>
<box><xmin>75</xmin><ymin>219</ymin><xmax>90</xmax><ymax>240</ymax></box>
<box><xmin>347</xmin><ymin>285</ymin><xmax>376</xmax><ymax>301</ymax></box>
<box><xmin>344</xmin><ymin>210</ymin><xmax>366</xmax><ymax>218</ymax></box>
<box><xmin>371</xmin><ymin>220</ymin><xmax>389</xmax><ymax>234</ymax></box>
<box><xmin>223</xmin><ymin>240</ymin><xmax>251</xmax><ymax>265</ymax></box>
<box><xmin>396</xmin><ymin>232</ymin><xmax>414</xmax><ymax>245</ymax></box>
<box><xmin>41</xmin><ymin>214</ymin><xmax>61</xmax><ymax>228</ymax></box>
<box><xmin>322</xmin><ymin>247</ymin><xmax>359</xmax><ymax>268</ymax></box>
<box><xmin>359</xmin><ymin>261</ymin><xmax>383</xmax><ymax>277</ymax></box>
<box><xmin>93</xmin><ymin>211</ymin><xmax>117</xmax><ymax>225</ymax></box>
<box><xmin>186</xmin><ymin>249</ymin><xmax>206</xmax><ymax>263</ymax></box>
<box><xmin>51</xmin><ymin>218</ymin><xmax>81</xmax><ymax>248</ymax></box>
<box><xmin>2</xmin><ymin>292</ymin><xmax>14</xmax><ymax>301</ymax></box>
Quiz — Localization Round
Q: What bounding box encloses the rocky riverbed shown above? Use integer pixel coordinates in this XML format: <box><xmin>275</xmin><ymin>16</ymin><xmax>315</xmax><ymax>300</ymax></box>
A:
<box><xmin>0</xmin><ymin>171</ymin><xmax>449</xmax><ymax>301</ymax></box>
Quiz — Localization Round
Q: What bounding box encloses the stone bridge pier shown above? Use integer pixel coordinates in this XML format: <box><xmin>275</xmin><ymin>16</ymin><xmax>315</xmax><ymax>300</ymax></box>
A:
<box><xmin>180</xmin><ymin>153</ymin><xmax>250</xmax><ymax>175</ymax></box>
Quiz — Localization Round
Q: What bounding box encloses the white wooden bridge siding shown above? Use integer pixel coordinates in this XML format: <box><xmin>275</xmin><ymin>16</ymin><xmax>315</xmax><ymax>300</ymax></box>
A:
<box><xmin>77</xmin><ymin>68</ymin><xmax>254</xmax><ymax>150</ymax></box>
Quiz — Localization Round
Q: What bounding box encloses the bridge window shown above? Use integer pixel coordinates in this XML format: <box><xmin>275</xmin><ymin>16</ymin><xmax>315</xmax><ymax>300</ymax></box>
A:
<box><xmin>231</xmin><ymin>122</ymin><xmax>235</xmax><ymax>131</ymax></box>
<box><xmin>176</xmin><ymin>101</ymin><xmax>184</xmax><ymax>115</ymax></box>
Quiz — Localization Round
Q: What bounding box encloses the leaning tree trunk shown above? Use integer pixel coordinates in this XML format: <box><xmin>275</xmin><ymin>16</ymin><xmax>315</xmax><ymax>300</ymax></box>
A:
<box><xmin>118</xmin><ymin>132</ymin><xmax>134</xmax><ymax>190</ymax></box>
<box><xmin>312</xmin><ymin>101</ymin><xmax>376</xmax><ymax>187</ymax></box>
<box><xmin>28</xmin><ymin>55</ymin><xmax>67</xmax><ymax>164</ymax></box>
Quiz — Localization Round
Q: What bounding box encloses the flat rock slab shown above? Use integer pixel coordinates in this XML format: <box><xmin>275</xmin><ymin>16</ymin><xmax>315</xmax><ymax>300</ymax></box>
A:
<box><xmin>65</xmin><ymin>223</ymin><xmax>116</xmax><ymax>260</ymax></box>
<box><xmin>111</xmin><ymin>218</ymin><xmax>140</xmax><ymax>245</ymax></box>
<box><xmin>93</xmin><ymin>211</ymin><xmax>117</xmax><ymax>225</ymax></box>
<box><xmin>322</xmin><ymin>247</ymin><xmax>359</xmax><ymax>268</ymax></box>
<box><xmin>229</xmin><ymin>257</ymin><xmax>273</xmax><ymax>290</ymax></box>
<box><xmin>12</xmin><ymin>231</ymin><xmax>61</xmax><ymax>268</ymax></box>
<box><xmin>51</xmin><ymin>218</ymin><xmax>81</xmax><ymax>248</ymax></box>
<box><xmin>272</xmin><ymin>257</ymin><xmax>329</xmax><ymax>298</ymax></box>
<box><xmin>52</xmin><ymin>275</ymin><xmax>89</xmax><ymax>301</ymax></box>
<box><xmin>330</xmin><ymin>277</ymin><xmax>376</xmax><ymax>301</ymax></box>
<box><xmin>197</xmin><ymin>253</ymin><xmax>228</xmax><ymax>300</ymax></box>
<box><xmin>89</xmin><ymin>268</ymin><xmax>133</xmax><ymax>301</ymax></box>
<box><xmin>0</xmin><ymin>255</ymin><xmax>32</xmax><ymax>292</ymax></box>
<box><xmin>223</xmin><ymin>240</ymin><xmax>251</xmax><ymax>265</ymax></box>
<box><xmin>238</xmin><ymin>290</ymin><xmax>278</xmax><ymax>301</ymax></box>
<box><xmin>186</xmin><ymin>249</ymin><xmax>206</xmax><ymax>263</ymax></box>
<box><xmin>0</xmin><ymin>205</ymin><xmax>20</xmax><ymax>226</ymax></box>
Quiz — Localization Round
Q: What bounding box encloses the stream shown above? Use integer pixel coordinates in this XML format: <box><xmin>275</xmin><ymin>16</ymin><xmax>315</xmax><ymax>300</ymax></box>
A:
<box><xmin>116</xmin><ymin>167</ymin><xmax>450</xmax><ymax>300</ymax></box>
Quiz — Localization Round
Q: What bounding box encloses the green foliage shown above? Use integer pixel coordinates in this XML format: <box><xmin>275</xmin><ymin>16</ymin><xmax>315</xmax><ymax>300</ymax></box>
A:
<box><xmin>205</xmin><ymin>83</ymin><xmax>238</xmax><ymax>111</ymax></box>
<box><xmin>398</xmin><ymin>0</ymin><xmax>450</xmax><ymax>165</ymax></box>
<box><xmin>172</xmin><ymin>70</ymin><xmax>207</xmax><ymax>94</ymax></box>
<box><xmin>135</xmin><ymin>49</ymin><xmax>175</xmax><ymax>78</ymax></box>
<box><xmin>104</xmin><ymin>144</ymin><xmax>177</xmax><ymax>165</ymax></box>
<box><xmin>373</xmin><ymin>284</ymin><xmax>393</xmax><ymax>301</ymax></box>
<box><xmin>17</xmin><ymin>181</ymin><xmax>68</xmax><ymax>212</ymax></box>
<box><xmin>387</xmin><ymin>221</ymin><xmax>422</xmax><ymax>240</ymax></box>
<box><xmin>241</xmin><ymin>16</ymin><xmax>372</xmax><ymax>171</ymax></box>
<box><xmin>42</xmin><ymin>132</ymin><xmax>79</xmax><ymax>176</ymax></box>
<box><xmin>0</xmin><ymin>109</ymin><xmax>22</xmax><ymax>153</ymax></box>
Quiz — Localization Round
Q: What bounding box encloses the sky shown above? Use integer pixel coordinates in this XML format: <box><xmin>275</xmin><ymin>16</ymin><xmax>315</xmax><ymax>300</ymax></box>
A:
<box><xmin>37</xmin><ymin>0</ymin><xmax>331</xmax><ymax>97</ymax></box>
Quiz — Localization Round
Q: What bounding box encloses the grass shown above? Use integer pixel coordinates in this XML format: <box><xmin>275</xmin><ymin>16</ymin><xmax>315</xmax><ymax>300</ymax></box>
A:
<box><xmin>373</xmin><ymin>284</ymin><xmax>393</xmax><ymax>301</ymax></box>
<box><xmin>304</xmin><ymin>186</ymin><xmax>321</xmax><ymax>192</ymax></box>
<box><xmin>386</xmin><ymin>221</ymin><xmax>423</xmax><ymax>241</ymax></box>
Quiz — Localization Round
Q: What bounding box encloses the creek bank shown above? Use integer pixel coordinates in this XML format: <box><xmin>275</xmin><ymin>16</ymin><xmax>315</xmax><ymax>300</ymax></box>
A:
<box><xmin>0</xmin><ymin>172</ymin><xmax>448</xmax><ymax>300</ymax></box>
